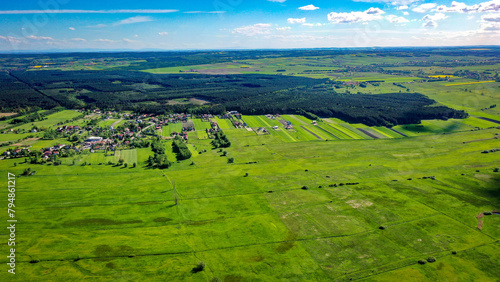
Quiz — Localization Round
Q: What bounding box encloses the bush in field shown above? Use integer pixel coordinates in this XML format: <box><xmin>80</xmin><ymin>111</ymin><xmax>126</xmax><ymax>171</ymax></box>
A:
<box><xmin>124</xmin><ymin>163</ymin><xmax>128</xmax><ymax>168</ymax></box>
<box><xmin>228</xmin><ymin>157</ymin><xmax>234</xmax><ymax>164</ymax></box>
<box><xmin>418</xmin><ymin>260</ymin><xmax>427</xmax><ymax>265</ymax></box>
<box><xmin>427</xmin><ymin>257</ymin><xmax>436</xmax><ymax>263</ymax></box>
<box><xmin>191</xmin><ymin>261</ymin><xmax>205</xmax><ymax>273</ymax></box>
<box><xmin>118</xmin><ymin>158</ymin><xmax>124</xmax><ymax>165</ymax></box>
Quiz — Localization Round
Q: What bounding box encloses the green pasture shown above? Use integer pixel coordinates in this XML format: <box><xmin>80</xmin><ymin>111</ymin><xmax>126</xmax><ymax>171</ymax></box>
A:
<box><xmin>1</xmin><ymin>125</ymin><xmax>499</xmax><ymax>280</ymax></box>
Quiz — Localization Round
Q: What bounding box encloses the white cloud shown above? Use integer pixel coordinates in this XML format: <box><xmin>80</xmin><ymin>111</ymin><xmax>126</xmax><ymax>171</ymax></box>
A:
<box><xmin>327</xmin><ymin>8</ymin><xmax>385</xmax><ymax>23</ymax></box>
<box><xmin>268</xmin><ymin>0</ymin><xmax>286</xmax><ymax>2</ymax></box>
<box><xmin>184</xmin><ymin>11</ymin><xmax>226</xmax><ymax>14</ymax></box>
<box><xmin>386</xmin><ymin>15</ymin><xmax>410</xmax><ymax>23</ymax></box>
<box><xmin>71</xmin><ymin>38</ymin><xmax>86</xmax><ymax>42</ymax></box>
<box><xmin>288</xmin><ymin>18</ymin><xmax>307</xmax><ymax>24</ymax></box>
<box><xmin>95</xmin><ymin>39</ymin><xmax>114</xmax><ymax>43</ymax></box>
<box><xmin>435</xmin><ymin>1</ymin><xmax>500</xmax><ymax>13</ymax></box>
<box><xmin>233</xmin><ymin>23</ymin><xmax>273</xmax><ymax>36</ymax></box>
<box><xmin>397</xmin><ymin>5</ymin><xmax>409</xmax><ymax>10</ymax></box>
<box><xmin>26</xmin><ymin>35</ymin><xmax>54</xmax><ymax>40</ymax></box>
<box><xmin>423</xmin><ymin>20</ymin><xmax>438</xmax><ymax>28</ymax></box>
<box><xmin>482</xmin><ymin>13</ymin><xmax>500</xmax><ymax>21</ymax></box>
<box><xmin>0</xmin><ymin>36</ymin><xmax>21</xmax><ymax>43</ymax></box>
<box><xmin>0</xmin><ymin>9</ymin><xmax>178</xmax><ymax>14</ymax></box>
<box><xmin>158</xmin><ymin>32</ymin><xmax>169</xmax><ymax>36</ymax></box>
<box><xmin>352</xmin><ymin>0</ymin><xmax>419</xmax><ymax>5</ymax></box>
<box><xmin>422</xmin><ymin>13</ymin><xmax>449</xmax><ymax>21</ymax></box>
<box><xmin>134</xmin><ymin>35</ymin><xmax>139</xmax><ymax>38</ymax></box>
<box><xmin>412</xmin><ymin>3</ymin><xmax>437</xmax><ymax>13</ymax></box>
<box><xmin>302</xmin><ymin>23</ymin><xmax>323</xmax><ymax>27</ymax></box>
<box><xmin>479</xmin><ymin>22</ymin><xmax>500</xmax><ymax>31</ymax></box>
<box><xmin>299</xmin><ymin>5</ymin><xmax>319</xmax><ymax>11</ymax></box>
<box><xmin>115</xmin><ymin>16</ymin><xmax>153</xmax><ymax>25</ymax></box>
<box><xmin>122</xmin><ymin>38</ymin><xmax>136</xmax><ymax>43</ymax></box>
<box><xmin>403</xmin><ymin>11</ymin><xmax>410</xmax><ymax>15</ymax></box>
<box><xmin>276</xmin><ymin>26</ymin><xmax>291</xmax><ymax>31</ymax></box>
<box><xmin>69</xmin><ymin>27</ymin><xmax>76</xmax><ymax>30</ymax></box>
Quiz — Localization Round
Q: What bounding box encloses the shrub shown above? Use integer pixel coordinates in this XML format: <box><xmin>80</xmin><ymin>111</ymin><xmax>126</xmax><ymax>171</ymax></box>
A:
<box><xmin>427</xmin><ymin>257</ymin><xmax>436</xmax><ymax>263</ymax></box>
<box><xmin>124</xmin><ymin>163</ymin><xmax>128</xmax><ymax>168</ymax></box>
<box><xmin>301</xmin><ymin>186</ymin><xmax>308</xmax><ymax>190</ymax></box>
<box><xmin>483</xmin><ymin>212</ymin><xmax>492</xmax><ymax>216</ymax></box>
<box><xmin>452</xmin><ymin>251</ymin><xmax>457</xmax><ymax>255</ymax></box>
<box><xmin>191</xmin><ymin>261</ymin><xmax>205</xmax><ymax>273</ymax></box>
<box><xmin>379</xmin><ymin>226</ymin><xmax>386</xmax><ymax>230</ymax></box>
<box><xmin>132</xmin><ymin>163</ymin><xmax>136</xmax><ymax>168</ymax></box>
<box><xmin>118</xmin><ymin>158</ymin><xmax>124</xmax><ymax>165</ymax></box>
<box><xmin>244</xmin><ymin>172</ymin><xmax>249</xmax><ymax>177</ymax></box>
<box><xmin>494</xmin><ymin>168</ymin><xmax>499</xmax><ymax>172</ymax></box>
<box><xmin>418</xmin><ymin>260</ymin><xmax>427</xmax><ymax>265</ymax></box>
<box><xmin>228</xmin><ymin>157</ymin><xmax>234</xmax><ymax>164</ymax></box>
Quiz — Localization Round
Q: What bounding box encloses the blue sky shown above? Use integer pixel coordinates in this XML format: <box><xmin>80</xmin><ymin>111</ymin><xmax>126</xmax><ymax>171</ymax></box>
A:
<box><xmin>0</xmin><ymin>0</ymin><xmax>498</xmax><ymax>51</ymax></box>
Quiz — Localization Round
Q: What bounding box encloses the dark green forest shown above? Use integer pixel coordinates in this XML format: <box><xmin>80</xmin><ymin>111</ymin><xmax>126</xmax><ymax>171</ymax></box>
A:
<box><xmin>0</xmin><ymin>69</ymin><xmax>468</xmax><ymax>126</ymax></box>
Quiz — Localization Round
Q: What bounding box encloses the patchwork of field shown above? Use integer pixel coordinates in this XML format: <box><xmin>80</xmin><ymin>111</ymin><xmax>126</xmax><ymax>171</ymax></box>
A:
<box><xmin>1</xmin><ymin>123</ymin><xmax>499</xmax><ymax>281</ymax></box>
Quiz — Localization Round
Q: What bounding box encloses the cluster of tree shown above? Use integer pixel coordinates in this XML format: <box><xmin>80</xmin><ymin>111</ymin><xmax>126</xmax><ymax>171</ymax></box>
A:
<box><xmin>225</xmin><ymin>89</ymin><xmax>468</xmax><ymax>126</ymax></box>
<box><xmin>172</xmin><ymin>137</ymin><xmax>192</xmax><ymax>160</ymax></box>
<box><xmin>147</xmin><ymin>139</ymin><xmax>172</xmax><ymax>169</ymax></box>
<box><xmin>0</xmin><ymin>72</ymin><xmax>59</xmax><ymax>111</ymax></box>
<box><xmin>12</xmin><ymin>70</ymin><xmax>325</xmax><ymax>113</ymax></box>
<box><xmin>211</xmin><ymin>131</ymin><xmax>231</xmax><ymax>148</ymax></box>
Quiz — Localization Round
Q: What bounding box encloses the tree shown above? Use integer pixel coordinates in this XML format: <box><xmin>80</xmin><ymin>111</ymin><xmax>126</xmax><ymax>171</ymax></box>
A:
<box><xmin>228</xmin><ymin>157</ymin><xmax>234</xmax><ymax>164</ymax></box>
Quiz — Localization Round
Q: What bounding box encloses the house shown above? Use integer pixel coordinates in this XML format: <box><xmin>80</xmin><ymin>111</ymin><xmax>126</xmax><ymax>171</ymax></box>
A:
<box><xmin>85</xmin><ymin>136</ymin><xmax>103</xmax><ymax>142</ymax></box>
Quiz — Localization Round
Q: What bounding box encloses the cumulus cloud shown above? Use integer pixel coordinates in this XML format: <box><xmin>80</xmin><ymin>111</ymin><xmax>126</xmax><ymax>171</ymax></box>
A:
<box><xmin>423</xmin><ymin>13</ymin><xmax>449</xmax><ymax>21</ymax></box>
<box><xmin>299</xmin><ymin>5</ymin><xmax>319</xmax><ymax>11</ymax></box>
<box><xmin>352</xmin><ymin>0</ymin><xmax>419</xmax><ymax>5</ymax></box>
<box><xmin>233</xmin><ymin>23</ymin><xmax>273</xmax><ymax>36</ymax></box>
<box><xmin>115</xmin><ymin>16</ymin><xmax>153</xmax><ymax>25</ymax></box>
<box><xmin>412</xmin><ymin>3</ymin><xmax>437</xmax><ymax>13</ymax></box>
<box><xmin>479</xmin><ymin>22</ymin><xmax>500</xmax><ymax>31</ymax></box>
<box><xmin>276</xmin><ymin>26</ymin><xmax>291</xmax><ymax>31</ymax></box>
<box><xmin>403</xmin><ymin>11</ymin><xmax>410</xmax><ymax>15</ymax></box>
<box><xmin>436</xmin><ymin>1</ymin><xmax>500</xmax><ymax>13</ymax></box>
<box><xmin>423</xmin><ymin>20</ymin><xmax>438</xmax><ymax>28</ymax></box>
<box><xmin>302</xmin><ymin>23</ymin><xmax>323</xmax><ymax>27</ymax></box>
<box><xmin>95</xmin><ymin>39</ymin><xmax>114</xmax><ymax>43</ymax></box>
<box><xmin>397</xmin><ymin>5</ymin><xmax>409</xmax><ymax>10</ymax></box>
<box><xmin>482</xmin><ymin>13</ymin><xmax>500</xmax><ymax>21</ymax></box>
<box><xmin>386</xmin><ymin>15</ymin><xmax>410</xmax><ymax>23</ymax></box>
<box><xmin>327</xmin><ymin>7</ymin><xmax>385</xmax><ymax>23</ymax></box>
<box><xmin>0</xmin><ymin>36</ymin><xmax>21</xmax><ymax>43</ymax></box>
<box><xmin>26</xmin><ymin>35</ymin><xmax>54</xmax><ymax>40</ymax></box>
<box><xmin>158</xmin><ymin>32</ymin><xmax>169</xmax><ymax>36</ymax></box>
<box><xmin>287</xmin><ymin>18</ymin><xmax>307</xmax><ymax>24</ymax></box>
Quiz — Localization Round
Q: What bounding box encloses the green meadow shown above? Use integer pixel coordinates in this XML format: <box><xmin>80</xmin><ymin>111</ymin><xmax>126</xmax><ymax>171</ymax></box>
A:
<box><xmin>1</xmin><ymin>110</ymin><xmax>499</xmax><ymax>281</ymax></box>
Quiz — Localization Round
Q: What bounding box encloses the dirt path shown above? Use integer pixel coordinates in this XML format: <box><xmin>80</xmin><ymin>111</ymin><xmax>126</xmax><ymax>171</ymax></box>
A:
<box><xmin>111</xmin><ymin>119</ymin><xmax>123</xmax><ymax>128</ymax></box>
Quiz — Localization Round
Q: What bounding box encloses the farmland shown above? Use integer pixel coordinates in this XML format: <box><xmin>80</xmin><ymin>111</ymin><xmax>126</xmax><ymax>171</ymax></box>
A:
<box><xmin>0</xmin><ymin>48</ymin><xmax>499</xmax><ymax>281</ymax></box>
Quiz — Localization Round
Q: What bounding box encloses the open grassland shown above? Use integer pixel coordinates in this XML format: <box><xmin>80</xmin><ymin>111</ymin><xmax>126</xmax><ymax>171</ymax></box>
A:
<box><xmin>1</xmin><ymin>125</ymin><xmax>499</xmax><ymax>281</ymax></box>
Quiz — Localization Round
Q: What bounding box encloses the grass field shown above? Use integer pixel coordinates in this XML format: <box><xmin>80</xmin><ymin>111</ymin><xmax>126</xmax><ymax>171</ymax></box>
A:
<box><xmin>2</xmin><ymin>124</ymin><xmax>499</xmax><ymax>280</ymax></box>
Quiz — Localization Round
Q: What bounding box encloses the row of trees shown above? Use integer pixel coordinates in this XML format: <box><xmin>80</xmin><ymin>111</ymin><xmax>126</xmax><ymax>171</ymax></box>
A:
<box><xmin>147</xmin><ymin>139</ymin><xmax>172</xmax><ymax>169</ymax></box>
<box><xmin>211</xmin><ymin>131</ymin><xmax>231</xmax><ymax>148</ymax></box>
<box><xmin>172</xmin><ymin>137</ymin><xmax>192</xmax><ymax>160</ymax></box>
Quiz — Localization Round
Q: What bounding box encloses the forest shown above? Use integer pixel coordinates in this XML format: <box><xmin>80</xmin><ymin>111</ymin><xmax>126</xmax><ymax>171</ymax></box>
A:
<box><xmin>1</xmin><ymin>69</ymin><xmax>469</xmax><ymax>126</ymax></box>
